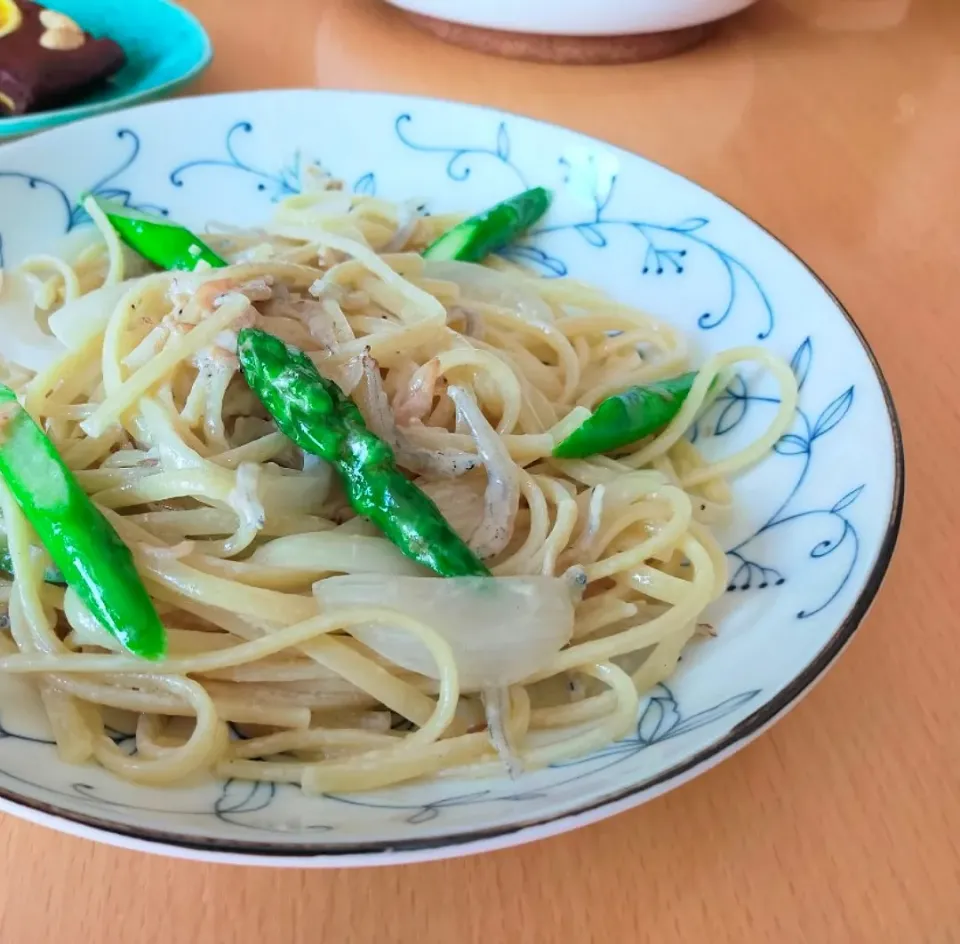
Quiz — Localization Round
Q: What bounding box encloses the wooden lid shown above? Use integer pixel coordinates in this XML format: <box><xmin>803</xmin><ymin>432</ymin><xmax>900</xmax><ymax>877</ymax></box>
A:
<box><xmin>398</xmin><ymin>11</ymin><xmax>720</xmax><ymax>65</ymax></box>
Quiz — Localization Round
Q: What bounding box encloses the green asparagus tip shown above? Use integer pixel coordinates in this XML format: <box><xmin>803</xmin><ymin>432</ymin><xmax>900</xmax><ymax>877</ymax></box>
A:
<box><xmin>89</xmin><ymin>196</ymin><xmax>228</xmax><ymax>272</ymax></box>
<box><xmin>422</xmin><ymin>185</ymin><xmax>552</xmax><ymax>263</ymax></box>
<box><xmin>0</xmin><ymin>384</ymin><xmax>168</xmax><ymax>662</ymax></box>
<box><xmin>127</xmin><ymin>630</ymin><xmax>167</xmax><ymax>662</ymax></box>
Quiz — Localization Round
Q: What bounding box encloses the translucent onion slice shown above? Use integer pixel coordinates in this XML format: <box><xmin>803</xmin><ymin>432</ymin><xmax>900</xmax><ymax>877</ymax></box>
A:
<box><xmin>0</xmin><ymin>271</ymin><xmax>68</xmax><ymax>370</ymax></box>
<box><xmin>382</xmin><ymin>200</ymin><xmax>422</xmax><ymax>253</ymax></box>
<box><xmin>47</xmin><ymin>279</ymin><xmax>137</xmax><ymax>350</ymax></box>
<box><xmin>313</xmin><ymin>574</ymin><xmax>575</xmax><ymax>691</ymax></box>
<box><xmin>254</xmin><ymin>532</ymin><xmax>428</xmax><ymax>577</ymax></box>
<box><xmin>421</xmin><ymin>259</ymin><xmax>554</xmax><ymax>323</ymax></box>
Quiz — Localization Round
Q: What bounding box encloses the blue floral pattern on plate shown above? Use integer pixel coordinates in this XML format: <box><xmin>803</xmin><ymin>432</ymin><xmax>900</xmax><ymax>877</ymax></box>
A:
<box><xmin>0</xmin><ymin>129</ymin><xmax>166</xmax><ymax>266</ymax></box>
<box><xmin>0</xmin><ymin>681</ymin><xmax>756</xmax><ymax>835</ymax></box>
<box><xmin>0</xmin><ymin>91</ymin><xmax>900</xmax><ymax>860</ymax></box>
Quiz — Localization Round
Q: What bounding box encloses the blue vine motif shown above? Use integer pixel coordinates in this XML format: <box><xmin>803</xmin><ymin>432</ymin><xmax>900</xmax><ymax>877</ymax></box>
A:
<box><xmin>500</xmin><ymin>243</ymin><xmax>569</xmax><ymax>278</ymax></box>
<box><xmin>691</xmin><ymin>337</ymin><xmax>863</xmax><ymax>618</ymax></box>
<box><xmin>322</xmin><ymin>683</ymin><xmax>759</xmax><ymax>825</ymax></box>
<box><xmin>395</xmin><ymin>113</ymin><xmax>530</xmax><ymax>189</ymax></box>
<box><xmin>0</xmin><ymin>175</ymin><xmax>73</xmax><ymax>266</ymax></box>
<box><xmin>392</xmin><ymin>116</ymin><xmax>774</xmax><ymax>337</ymax></box>
<box><xmin>169</xmin><ymin>121</ymin><xmax>316</xmax><ymax>201</ymax></box>
<box><xmin>0</xmin><ymin>683</ymin><xmax>757</xmax><ymax>830</ymax></box>
<box><xmin>538</xmin><ymin>165</ymin><xmax>774</xmax><ymax>338</ymax></box>
<box><xmin>0</xmin><ymin>129</ymin><xmax>164</xmax><ymax>266</ymax></box>
<box><xmin>0</xmin><ymin>712</ymin><xmax>332</xmax><ymax>832</ymax></box>
<box><xmin>0</xmin><ymin>719</ymin><xmax>56</xmax><ymax>747</ymax></box>
<box><xmin>0</xmin><ymin>716</ymin><xmax>324</xmax><ymax>832</ymax></box>
<box><xmin>0</xmin><ymin>733</ymin><xmax>333</xmax><ymax>833</ymax></box>
<box><xmin>67</xmin><ymin>779</ymin><xmax>333</xmax><ymax>833</ymax></box>
<box><xmin>352</xmin><ymin>171</ymin><xmax>377</xmax><ymax>196</ymax></box>
<box><xmin>70</xmin><ymin>129</ymin><xmax>169</xmax><ymax>228</ymax></box>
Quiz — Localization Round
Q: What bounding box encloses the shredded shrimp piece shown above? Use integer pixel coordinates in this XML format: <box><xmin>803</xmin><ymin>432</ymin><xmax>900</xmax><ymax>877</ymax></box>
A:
<box><xmin>393</xmin><ymin>358</ymin><xmax>441</xmax><ymax>426</ymax></box>
<box><xmin>169</xmin><ymin>276</ymin><xmax>273</xmax><ymax>315</ymax></box>
<box><xmin>573</xmin><ymin>484</ymin><xmax>606</xmax><ymax>562</ymax></box>
<box><xmin>483</xmin><ymin>686</ymin><xmax>522</xmax><ymax>778</ymax></box>
<box><xmin>227</xmin><ymin>462</ymin><xmax>265</xmax><ymax>531</ymax></box>
<box><xmin>352</xmin><ymin>351</ymin><xmax>477</xmax><ymax>478</ymax></box>
<box><xmin>448</xmin><ymin>385</ymin><xmax>520</xmax><ymax>558</ymax></box>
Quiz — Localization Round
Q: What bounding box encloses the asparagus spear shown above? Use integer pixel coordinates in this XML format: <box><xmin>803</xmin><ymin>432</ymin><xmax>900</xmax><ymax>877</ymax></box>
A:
<box><xmin>553</xmin><ymin>372</ymin><xmax>702</xmax><ymax>459</ymax></box>
<box><xmin>93</xmin><ymin>187</ymin><xmax>551</xmax><ymax>273</ymax></box>
<box><xmin>237</xmin><ymin>329</ymin><xmax>490</xmax><ymax>578</ymax></box>
<box><xmin>0</xmin><ymin>386</ymin><xmax>166</xmax><ymax>659</ymax></box>
<box><xmin>87</xmin><ymin>196</ymin><xmax>227</xmax><ymax>271</ymax></box>
<box><xmin>422</xmin><ymin>187</ymin><xmax>552</xmax><ymax>263</ymax></box>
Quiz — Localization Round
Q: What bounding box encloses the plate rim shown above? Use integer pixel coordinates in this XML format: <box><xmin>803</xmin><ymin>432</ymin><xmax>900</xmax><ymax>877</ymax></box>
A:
<box><xmin>0</xmin><ymin>88</ymin><xmax>906</xmax><ymax>866</ymax></box>
<box><xmin>0</xmin><ymin>0</ymin><xmax>212</xmax><ymax>139</ymax></box>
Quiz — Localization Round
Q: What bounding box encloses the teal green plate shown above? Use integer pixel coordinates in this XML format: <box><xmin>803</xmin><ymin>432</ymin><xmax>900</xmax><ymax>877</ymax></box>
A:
<box><xmin>0</xmin><ymin>0</ymin><xmax>211</xmax><ymax>139</ymax></box>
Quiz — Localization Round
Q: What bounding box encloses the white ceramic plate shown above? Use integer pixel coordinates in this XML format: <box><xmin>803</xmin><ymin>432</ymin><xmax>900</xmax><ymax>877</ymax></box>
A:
<box><xmin>0</xmin><ymin>90</ymin><xmax>902</xmax><ymax>866</ymax></box>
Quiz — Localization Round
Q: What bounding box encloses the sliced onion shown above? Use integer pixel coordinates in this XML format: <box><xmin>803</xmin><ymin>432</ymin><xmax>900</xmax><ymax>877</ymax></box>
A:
<box><xmin>305</xmin><ymin>302</ymin><xmax>342</xmax><ymax>354</ymax></box>
<box><xmin>352</xmin><ymin>350</ymin><xmax>476</xmax><ymax>477</ymax></box>
<box><xmin>253</xmin><ymin>531</ymin><xmax>427</xmax><ymax>576</ymax></box>
<box><xmin>448</xmin><ymin>385</ymin><xmax>519</xmax><ymax>559</ymax></box>
<box><xmin>48</xmin><ymin>278</ymin><xmax>144</xmax><ymax>350</ymax></box>
<box><xmin>334</xmin><ymin>517</ymin><xmax>381</xmax><ymax>537</ymax></box>
<box><xmin>421</xmin><ymin>259</ymin><xmax>554</xmax><ymax>323</ymax></box>
<box><xmin>0</xmin><ymin>271</ymin><xmax>68</xmax><ymax>371</ymax></box>
<box><xmin>335</xmin><ymin>350</ymin><xmax>364</xmax><ymax>394</ymax></box>
<box><xmin>382</xmin><ymin>200</ymin><xmax>422</xmax><ymax>253</ymax></box>
<box><xmin>313</xmin><ymin>574</ymin><xmax>575</xmax><ymax>691</ymax></box>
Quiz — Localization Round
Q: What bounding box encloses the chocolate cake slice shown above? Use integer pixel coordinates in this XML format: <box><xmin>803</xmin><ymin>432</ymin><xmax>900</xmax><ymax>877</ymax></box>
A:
<box><xmin>0</xmin><ymin>0</ymin><xmax>126</xmax><ymax>116</ymax></box>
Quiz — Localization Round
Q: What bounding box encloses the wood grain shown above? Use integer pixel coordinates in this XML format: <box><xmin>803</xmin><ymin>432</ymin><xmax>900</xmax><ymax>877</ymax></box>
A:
<box><xmin>2</xmin><ymin>0</ymin><xmax>959</xmax><ymax>941</ymax></box>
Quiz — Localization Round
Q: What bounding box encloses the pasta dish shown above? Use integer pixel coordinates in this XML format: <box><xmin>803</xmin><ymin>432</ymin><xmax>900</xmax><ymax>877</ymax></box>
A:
<box><xmin>0</xmin><ymin>177</ymin><xmax>797</xmax><ymax>793</ymax></box>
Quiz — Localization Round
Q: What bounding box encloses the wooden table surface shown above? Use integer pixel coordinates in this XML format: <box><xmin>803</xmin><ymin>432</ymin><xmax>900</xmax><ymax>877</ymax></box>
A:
<box><xmin>1</xmin><ymin>0</ymin><xmax>957</xmax><ymax>940</ymax></box>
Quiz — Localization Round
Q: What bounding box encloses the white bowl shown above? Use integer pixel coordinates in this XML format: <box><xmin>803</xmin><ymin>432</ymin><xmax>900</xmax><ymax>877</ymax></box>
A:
<box><xmin>0</xmin><ymin>90</ymin><xmax>902</xmax><ymax>866</ymax></box>
<box><xmin>381</xmin><ymin>0</ymin><xmax>761</xmax><ymax>36</ymax></box>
